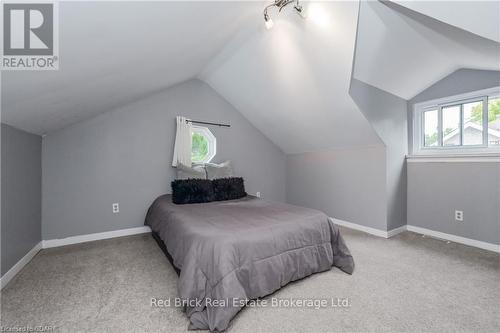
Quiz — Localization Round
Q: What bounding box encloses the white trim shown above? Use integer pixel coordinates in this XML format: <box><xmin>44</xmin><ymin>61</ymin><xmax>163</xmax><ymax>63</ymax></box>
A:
<box><xmin>1</xmin><ymin>242</ymin><xmax>42</xmax><ymax>289</ymax></box>
<box><xmin>407</xmin><ymin>155</ymin><xmax>500</xmax><ymax>163</ymax></box>
<box><xmin>407</xmin><ymin>225</ymin><xmax>500</xmax><ymax>253</ymax></box>
<box><xmin>329</xmin><ymin>218</ymin><xmax>406</xmax><ymax>239</ymax></box>
<box><xmin>412</xmin><ymin>86</ymin><xmax>500</xmax><ymax>155</ymax></box>
<box><xmin>330</xmin><ymin>219</ymin><xmax>499</xmax><ymax>252</ymax></box>
<box><xmin>42</xmin><ymin>226</ymin><xmax>151</xmax><ymax>249</ymax></box>
<box><xmin>387</xmin><ymin>225</ymin><xmax>407</xmax><ymax>237</ymax></box>
<box><xmin>330</xmin><ymin>218</ymin><xmax>387</xmax><ymax>238</ymax></box>
<box><xmin>191</xmin><ymin>125</ymin><xmax>216</xmax><ymax>164</ymax></box>
<box><xmin>1</xmin><ymin>227</ymin><xmax>152</xmax><ymax>289</ymax></box>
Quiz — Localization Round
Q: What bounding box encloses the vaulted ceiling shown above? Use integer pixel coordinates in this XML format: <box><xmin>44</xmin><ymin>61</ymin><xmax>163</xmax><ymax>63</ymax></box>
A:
<box><xmin>201</xmin><ymin>1</ymin><xmax>382</xmax><ymax>153</ymax></box>
<box><xmin>2</xmin><ymin>1</ymin><xmax>499</xmax><ymax>153</ymax></box>
<box><xmin>392</xmin><ymin>0</ymin><xmax>500</xmax><ymax>43</ymax></box>
<box><xmin>1</xmin><ymin>1</ymin><xmax>259</xmax><ymax>135</ymax></box>
<box><xmin>353</xmin><ymin>0</ymin><xmax>500</xmax><ymax>100</ymax></box>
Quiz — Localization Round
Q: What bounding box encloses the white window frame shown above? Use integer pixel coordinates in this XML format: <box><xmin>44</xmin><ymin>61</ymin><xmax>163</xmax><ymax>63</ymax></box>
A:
<box><xmin>413</xmin><ymin>87</ymin><xmax>500</xmax><ymax>156</ymax></box>
<box><xmin>191</xmin><ymin>125</ymin><xmax>216</xmax><ymax>164</ymax></box>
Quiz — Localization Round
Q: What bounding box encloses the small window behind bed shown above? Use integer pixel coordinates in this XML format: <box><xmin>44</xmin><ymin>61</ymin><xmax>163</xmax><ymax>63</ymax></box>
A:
<box><xmin>191</xmin><ymin>126</ymin><xmax>216</xmax><ymax>164</ymax></box>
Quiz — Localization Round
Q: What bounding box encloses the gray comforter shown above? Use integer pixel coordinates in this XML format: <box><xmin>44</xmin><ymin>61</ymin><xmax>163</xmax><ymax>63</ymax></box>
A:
<box><xmin>145</xmin><ymin>195</ymin><xmax>354</xmax><ymax>332</ymax></box>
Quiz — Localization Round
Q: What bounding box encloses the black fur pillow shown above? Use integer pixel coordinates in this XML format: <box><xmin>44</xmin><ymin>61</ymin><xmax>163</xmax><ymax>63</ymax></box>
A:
<box><xmin>212</xmin><ymin>177</ymin><xmax>247</xmax><ymax>201</ymax></box>
<box><xmin>171</xmin><ymin>179</ymin><xmax>215</xmax><ymax>204</ymax></box>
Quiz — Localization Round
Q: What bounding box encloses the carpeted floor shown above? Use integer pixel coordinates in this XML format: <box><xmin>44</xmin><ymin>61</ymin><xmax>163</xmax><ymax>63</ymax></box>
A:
<box><xmin>1</xmin><ymin>228</ymin><xmax>499</xmax><ymax>332</ymax></box>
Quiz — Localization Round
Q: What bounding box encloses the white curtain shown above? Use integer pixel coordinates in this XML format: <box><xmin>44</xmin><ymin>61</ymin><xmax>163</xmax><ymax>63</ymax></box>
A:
<box><xmin>172</xmin><ymin>116</ymin><xmax>192</xmax><ymax>167</ymax></box>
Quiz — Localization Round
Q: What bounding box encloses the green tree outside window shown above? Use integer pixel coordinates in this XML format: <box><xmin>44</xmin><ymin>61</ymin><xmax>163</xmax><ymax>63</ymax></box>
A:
<box><xmin>470</xmin><ymin>98</ymin><xmax>500</xmax><ymax>123</ymax></box>
<box><xmin>192</xmin><ymin>132</ymin><xmax>209</xmax><ymax>163</ymax></box>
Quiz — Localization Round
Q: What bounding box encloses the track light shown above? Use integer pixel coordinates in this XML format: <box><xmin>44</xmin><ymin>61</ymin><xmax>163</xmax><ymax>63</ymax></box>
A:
<box><xmin>294</xmin><ymin>4</ymin><xmax>306</xmax><ymax>19</ymax></box>
<box><xmin>263</xmin><ymin>0</ymin><xmax>306</xmax><ymax>30</ymax></box>
<box><xmin>264</xmin><ymin>12</ymin><xmax>274</xmax><ymax>30</ymax></box>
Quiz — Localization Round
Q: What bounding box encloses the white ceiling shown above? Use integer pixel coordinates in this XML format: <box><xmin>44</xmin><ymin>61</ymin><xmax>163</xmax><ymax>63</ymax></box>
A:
<box><xmin>353</xmin><ymin>0</ymin><xmax>500</xmax><ymax>100</ymax></box>
<box><xmin>392</xmin><ymin>0</ymin><xmax>500</xmax><ymax>43</ymax></box>
<box><xmin>2</xmin><ymin>1</ymin><xmax>499</xmax><ymax>154</ymax></box>
<box><xmin>202</xmin><ymin>1</ymin><xmax>382</xmax><ymax>153</ymax></box>
<box><xmin>1</xmin><ymin>1</ymin><xmax>259</xmax><ymax>135</ymax></box>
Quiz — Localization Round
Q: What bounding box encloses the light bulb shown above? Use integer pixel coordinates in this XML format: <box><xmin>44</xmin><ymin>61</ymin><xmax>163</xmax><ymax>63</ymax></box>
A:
<box><xmin>265</xmin><ymin>18</ymin><xmax>274</xmax><ymax>30</ymax></box>
<box><xmin>294</xmin><ymin>5</ymin><xmax>306</xmax><ymax>19</ymax></box>
<box><xmin>308</xmin><ymin>4</ymin><xmax>330</xmax><ymax>28</ymax></box>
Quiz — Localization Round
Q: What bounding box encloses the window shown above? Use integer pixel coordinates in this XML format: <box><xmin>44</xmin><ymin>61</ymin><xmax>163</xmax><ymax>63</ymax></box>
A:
<box><xmin>487</xmin><ymin>97</ymin><xmax>500</xmax><ymax>146</ymax></box>
<box><xmin>423</xmin><ymin>109</ymin><xmax>438</xmax><ymax>147</ymax></box>
<box><xmin>414</xmin><ymin>87</ymin><xmax>500</xmax><ymax>155</ymax></box>
<box><xmin>191</xmin><ymin>126</ymin><xmax>216</xmax><ymax>164</ymax></box>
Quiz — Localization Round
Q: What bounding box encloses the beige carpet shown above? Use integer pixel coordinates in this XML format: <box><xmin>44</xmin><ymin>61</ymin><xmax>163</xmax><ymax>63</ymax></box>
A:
<box><xmin>1</xmin><ymin>228</ymin><xmax>499</xmax><ymax>332</ymax></box>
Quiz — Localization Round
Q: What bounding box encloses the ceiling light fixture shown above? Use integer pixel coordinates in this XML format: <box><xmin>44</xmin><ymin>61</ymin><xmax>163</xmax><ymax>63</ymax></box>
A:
<box><xmin>264</xmin><ymin>12</ymin><xmax>274</xmax><ymax>30</ymax></box>
<box><xmin>263</xmin><ymin>0</ymin><xmax>306</xmax><ymax>29</ymax></box>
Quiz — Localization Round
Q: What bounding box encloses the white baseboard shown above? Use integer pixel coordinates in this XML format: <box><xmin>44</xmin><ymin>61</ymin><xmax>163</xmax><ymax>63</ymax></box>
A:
<box><xmin>1</xmin><ymin>226</ymin><xmax>152</xmax><ymax>290</ymax></box>
<box><xmin>42</xmin><ymin>226</ymin><xmax>151</xmax><ymax>249</ymax></box>
<box><xmin>3</xmin><ymin>223</ymin><xmax>497</xmax><ymax>291</ymax></box>
<box><xmin>387</xmin><ymin>225</ymin><xmax>407</xmax><ymax>237</ymax></box>
<box><xmin>407</xmin><ymin>225</ymin><xmax>500</xmax><ymax>253</ymax></box>
<box><xmin>329</xmin><ymin>218</ymin><xmax>405</xmax><ymax>238</ymax></box>
<box><xmin>1</xmin><ymin>241</ymin><xmax>42</xmax><ymax>289</ymax></box>
<box><xmin>331</xmin><ymin>219</ymin><xmax>499</xmax><ymax>252</ymax></box>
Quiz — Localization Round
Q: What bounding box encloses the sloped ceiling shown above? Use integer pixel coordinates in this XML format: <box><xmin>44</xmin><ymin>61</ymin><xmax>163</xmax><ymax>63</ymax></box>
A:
<box><xmin>2</xmin><ymin>1</ymin><xmax>499</xmax><ymax>154</ymax></box>
<box><xmin>1</xmin><ymin>1</ymin><xmax>259</xmax><ymax>135</ymax></box>
<box><xmin>201</xmin><ymin>1</ymin><xmax>382</xmax><ymax>154</ymax></box>
<box><xmin>353</xmin><ymin>0</ymin><xmax>500</xmax><ymax>100</ymax></box>
<box><xmin>392</xmin><ymin>0</ymin><xmax>500</xmax><ymax>43</ymax></box>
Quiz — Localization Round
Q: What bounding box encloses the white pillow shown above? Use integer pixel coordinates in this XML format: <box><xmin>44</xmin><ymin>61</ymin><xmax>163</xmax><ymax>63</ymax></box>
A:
<box><xmin>176</xmin><ymin>163</ymin><xmax>206</xmax><ymax>179</ymax></box>
<box><xmin>204</xmin><ymin>160</ymin><xmax>233</xmax><ymax>180</ymax></box>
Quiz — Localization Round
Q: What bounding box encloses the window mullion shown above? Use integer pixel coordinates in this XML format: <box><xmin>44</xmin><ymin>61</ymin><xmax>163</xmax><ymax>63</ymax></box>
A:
<box><xmin>419</xmin><ymin>110</ymin><xmax>424</xmax><ymax>148</ymax></box>
<box><xmin>459</xmin><ymin>103</ymin><xmax>464</xmax><ymax>146</ymax></box>
<box><xmin>483</xmin><ymin>96</ymin><xmax>488</xmax><ymax>146</ymax></box>
<box><xmin>438</xmin><ymin>106</ymin><xmax>443</xmax><ymax>146</ymax></box>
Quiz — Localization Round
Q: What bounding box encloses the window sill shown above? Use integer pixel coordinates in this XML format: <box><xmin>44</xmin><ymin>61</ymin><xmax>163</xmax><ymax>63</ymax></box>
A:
<box><xmin>406</xmin><ymin>154</ymin><xmax>500</xmax><ymax>163</ymax></box>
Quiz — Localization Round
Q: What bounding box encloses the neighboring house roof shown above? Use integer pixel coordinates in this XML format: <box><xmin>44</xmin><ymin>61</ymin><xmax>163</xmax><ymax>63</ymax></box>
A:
<box><xmin>443</xmin><ymin>121</ymin><xmax>500</xmax><ymax>143</ymax></box>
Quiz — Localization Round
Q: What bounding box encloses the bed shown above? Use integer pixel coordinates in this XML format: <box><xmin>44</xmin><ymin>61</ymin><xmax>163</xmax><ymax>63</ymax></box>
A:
<box><xmin>145</xmin><ymin>194</ymin><xmax>354</xmax><ymax>332</ymax></box>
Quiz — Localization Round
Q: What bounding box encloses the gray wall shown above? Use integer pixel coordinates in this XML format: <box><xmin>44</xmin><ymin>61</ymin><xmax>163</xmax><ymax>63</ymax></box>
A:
<box><xmin>407</xmin><ymin>68</ymin><xmax>500</xmax><ymax>244</ymax></box>
<box><xmin>408</xmin><ymin>162</ymin><xmax>499</xmax><ymax>245</ymax></box>
<box><xmin>1</xmin><ymin>124</ymin><xmax>42</xmax><ymax>276</ymax></box>
<box><xmin>286</xmin><ymin>146</ymin><xmax>388</xmax><ymax>231</ymax></box>
<box><xmin>42</xmin><ymin>79</ymin><xmax>286</xmax><ymax>240</ymax></box>
<box><xmin>410</xmin><ymin>68</ymin><xmax>500</xmax><ymax>105</ymax></box>
<box><xmin>350</xmin><ymin>79</ymin><xmax>408</xmax><ymax>230</ymax></box>
<box><xmin>285</xmin><ymin>79</ymin><xmax>408</xmax><ymax>232</ymax></box>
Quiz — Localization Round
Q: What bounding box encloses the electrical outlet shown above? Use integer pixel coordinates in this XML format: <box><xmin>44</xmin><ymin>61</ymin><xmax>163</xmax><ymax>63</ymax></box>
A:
<box><xmin>455</xmin><ymin>210</ymin><xmax>463</xmax><ymax>222</ymax></box>
<box><xmin>112</xmin><ymin>203</ymin><xmax>119</xmax><ymax>214</ymax></box>
<box><xmin>256</xmin><ymin>192</ymin><xmax>261</xmax><ymax>198</ymax></box>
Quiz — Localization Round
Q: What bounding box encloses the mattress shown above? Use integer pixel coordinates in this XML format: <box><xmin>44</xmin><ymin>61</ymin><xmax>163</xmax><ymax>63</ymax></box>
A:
<box><xmin>145</xmin><ymin>194</ymin><xmax>354</xmax><ymax>332</ymax></box>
